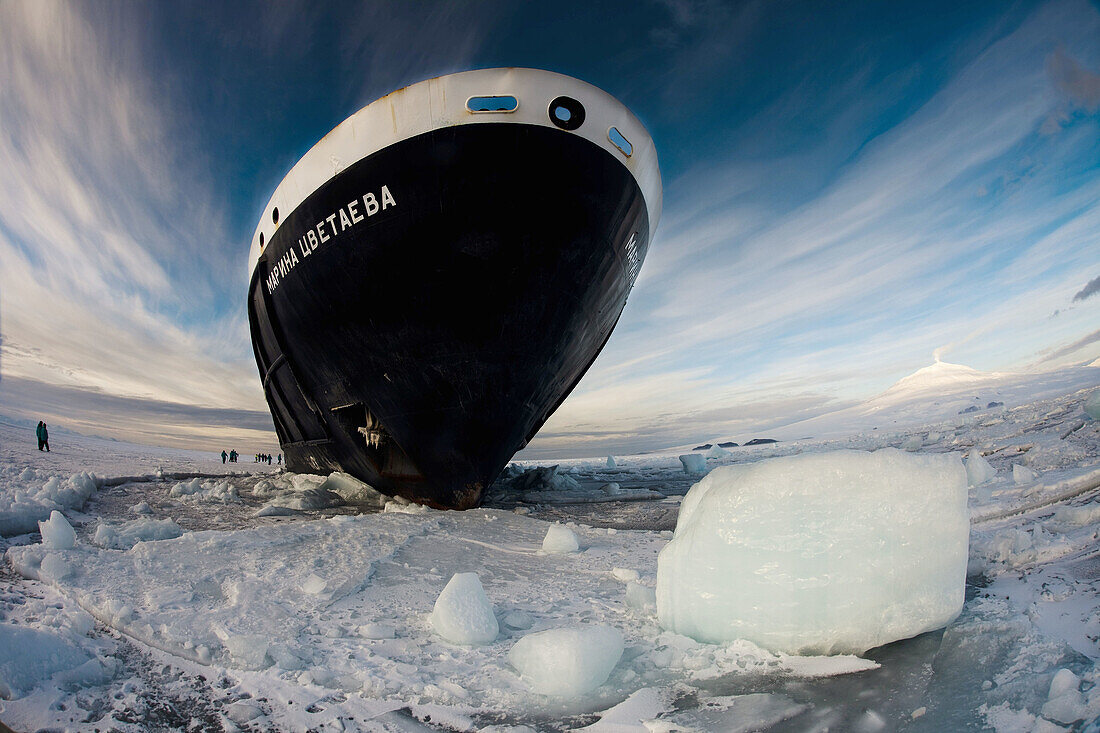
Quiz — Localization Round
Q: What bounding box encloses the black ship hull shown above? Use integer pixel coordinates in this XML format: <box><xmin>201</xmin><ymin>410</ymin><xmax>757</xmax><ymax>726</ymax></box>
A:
<box><xmin>248</xmin><ymin>78</ymin><xmax>656</xmax><ymax>509</ymax></box>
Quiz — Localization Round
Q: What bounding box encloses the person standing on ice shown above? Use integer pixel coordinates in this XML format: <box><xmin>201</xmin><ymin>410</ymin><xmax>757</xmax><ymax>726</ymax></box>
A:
<box><xmin>36</xmin><ymin>421</ymin><xmax>50</xmax><ymax>451</ymax></box>
<box><xmin>221</xmin><ymin>450</ymin><xmax>228</xmax><ymax>464</ymax></box>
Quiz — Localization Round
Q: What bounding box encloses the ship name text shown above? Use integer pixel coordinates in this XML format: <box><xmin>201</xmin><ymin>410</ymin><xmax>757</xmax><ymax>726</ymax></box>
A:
<box><xmin>266</xmin><ymin>185</ymin><xmax>397</xmax><ymax>295</ymax></box>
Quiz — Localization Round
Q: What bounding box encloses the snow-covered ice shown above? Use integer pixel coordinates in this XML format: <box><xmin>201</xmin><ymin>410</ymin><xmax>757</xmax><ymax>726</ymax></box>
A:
<box><xmin>1</xmin><ymin>363</ymin><xmax>1099</xmax><ymax>731</ymax></box>
<box><xmin>657</xmin><ymin>449</ymin><xmax>969</xmax><ymax>654</ymax></box>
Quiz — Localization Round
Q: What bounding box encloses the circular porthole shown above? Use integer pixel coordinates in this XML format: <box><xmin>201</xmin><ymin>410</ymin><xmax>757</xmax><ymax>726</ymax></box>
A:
<box><xmin>259</xmin><ymin>232</ymin><xmax>265</xmax><ymax>247</ymax></box>
<box><xmin>548</xmin><ymin>96</ymin><xmax>585</xmax><ymax>130</ymax></box>
<box><xmin>272</xmin><ymin>207</ymin><xmax>280</xmax><ymax>225</ymax></box>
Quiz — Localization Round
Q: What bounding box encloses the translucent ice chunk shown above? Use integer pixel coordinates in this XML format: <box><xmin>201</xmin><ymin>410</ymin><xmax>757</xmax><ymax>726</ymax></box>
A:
<box><xmin>965</xmin><ymin>451</ymin><xmax>996</xmax><ymax>486</ymax></box>
<box><xmin>657</xmin><ymin>449</ymin><xmax>969</xmax><ymax>655</ymax></box>
<box><xmin>679</xmin><ymin>454</ymin><xmax>706</xmax><ymax>474</ymax></box>
<box><xmin>542</xmin><ymin>524</ymin><xmax>579</xmax><ymax>554</ymax></box>
<box><xmin>430</xmin><ymin>572</ymin><xmax>498</xmax><ymax>646</ymax></box>
<box><xmin>39</xmin><ymin>510</ymin><xmax>76</xmax><ymax>550</ymax></box>
<box><xmin>508</xmin><ymin>625</ymin><xmax>623</xmax><ymax>696</ymax></box>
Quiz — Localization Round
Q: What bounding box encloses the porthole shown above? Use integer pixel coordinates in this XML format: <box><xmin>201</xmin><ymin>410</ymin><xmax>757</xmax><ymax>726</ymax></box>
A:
<box><xmin>259</xmin><ymin>232</ymin><xmax>265</xmax><ymax>247</ymax></box>
<box><xmin>272</xmin><ymin>207</ymin><xmax>280</xmax><ymax>225</ymax></box>
<box><xmin>466</xmin><ymin>95</ymin><xmax>518</xmax><ymax>113</ymax></box>
<box><xmin>548</xmin><ymin>96</ymin><xmax>585</xmax><ymax>130</ymax></box>
<box><xmin>608</xmin><ymin>127</ymin><xmax>633</xmax><ymax>157</ymax></box>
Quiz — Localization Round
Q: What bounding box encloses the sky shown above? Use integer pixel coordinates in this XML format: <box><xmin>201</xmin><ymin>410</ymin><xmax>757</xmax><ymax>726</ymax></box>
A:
<box><xmin>1</xmin><ymin>0</ymin><xmax>1098</xmax><ymax>458</ymax></box>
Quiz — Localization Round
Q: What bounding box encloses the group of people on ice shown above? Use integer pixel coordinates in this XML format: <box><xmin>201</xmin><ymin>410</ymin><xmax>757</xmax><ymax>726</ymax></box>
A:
<box><xmin>220</xmin><ymin>449</ymin><xmax>281</xmax><ymax>465</ymax></box>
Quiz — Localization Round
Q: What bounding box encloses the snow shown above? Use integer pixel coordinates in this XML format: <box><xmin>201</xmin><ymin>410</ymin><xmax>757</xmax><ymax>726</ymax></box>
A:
<box><xmin>508</xmin><ymin>625</ymin><xmax>624</xmax><ymax>696</ymax></box>
<box><xmin>657</xmin><ymin>449</ymin><xmax>969</xmax><ymax>654</ymax></box>
<box><xmin>430</xmin><ymin>572</ymin><xmax>499</xmax><ymax>646</ymax></box>
<box><xmin>541</xmin><ymin>523</ymin><xmax>579</xmax><ymax>553</ymax></box>
<box><xmin>1</xmin><ymin>364</ymin><xmax>1099</xmax><ymax>730</ymax></box>
<box><xmin>678</xmin><ymin>453</ymin><xmax>706</xmax><ymax>474</ymax></box>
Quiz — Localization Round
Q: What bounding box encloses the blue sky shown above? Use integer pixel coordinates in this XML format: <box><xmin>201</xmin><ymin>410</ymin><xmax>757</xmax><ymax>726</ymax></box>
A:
<box><xmin>1</xmin><ymin>0</ymin><xmax>1098</xmax><ymax>456</ymax></box>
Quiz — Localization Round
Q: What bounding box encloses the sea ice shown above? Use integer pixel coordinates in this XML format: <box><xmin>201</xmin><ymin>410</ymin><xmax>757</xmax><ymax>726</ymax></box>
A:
<box><xmin>965</xmin><ymin>451</ymin><xmax>997</xmax><ymax>486</ymax></box>
<box><xmin>657</xmin><ymin>449</ymin><xmax>969</xmax><ymax>655</ymax></box>
<box><xmin>606</xmin><ymin>455</ymin><xmax>617</xmax><ymax>468</ymax></box>
<box><xmin>705</xmin><ymin>445</ymin><xmax>730</xmax><ymax>459</ymax></box>
<box><xmin>542</xmin><ymin>523</ymin><xmax>579</xmax><ymax>553</ymax></box>
<box><xmin>39</xmin><ymin>510</ymin><xmax>76</xmax><ymax>550</ymax></box>
<box><xmin>508</xmin><ymin>625</ymin><xmax>624</xmax><ymax>696</ymax></box>
<box><xmin>0</xmin><ymin>625</ymin><xmax>92</xmax><ymax>699</ymax></box>
<box><xmin>430</xmin><ymin>572</ymin><xmax>498</xmax><ymax>646</ymax></box>
<box><xmin>679</xmin><ymin>454</ymin><xmax>706</xmax><ymax>474</ymax></box>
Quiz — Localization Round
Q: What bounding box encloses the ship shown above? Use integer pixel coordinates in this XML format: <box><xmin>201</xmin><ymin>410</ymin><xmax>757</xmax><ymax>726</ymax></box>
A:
<box><xmin>247</xmin><ymin>68</ymin><xmax>662</xmax><ymax>509</ymax></box>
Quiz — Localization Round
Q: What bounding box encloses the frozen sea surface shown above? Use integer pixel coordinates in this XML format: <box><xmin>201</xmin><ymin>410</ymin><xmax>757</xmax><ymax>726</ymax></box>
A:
<box><xmin>1</xmin><ymin>368</ymin><xmax>1099</xmax><ymax>731</ymax></box>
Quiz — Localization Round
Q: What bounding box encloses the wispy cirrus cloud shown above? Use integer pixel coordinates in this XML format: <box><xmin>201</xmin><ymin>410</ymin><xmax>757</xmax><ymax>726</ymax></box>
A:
<box><xmin>525</xmin><ymin>0</ymin><xmax>1100</xmax><ymax>454</ymax></box>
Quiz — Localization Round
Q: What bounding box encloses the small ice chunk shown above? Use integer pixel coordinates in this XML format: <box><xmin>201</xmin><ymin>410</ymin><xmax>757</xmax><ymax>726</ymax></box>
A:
<box><xmin>606</xmin><ymin>455</ymin><xmax>617</xmax><ymax>469</ymax></box>
<box><xmin>657</xmin><ymin>449</ymin><xmax>968</xmax><ymax>655</ymax></box>
<box><xmin>129</xmin><ymin>501</ymin><xmax>153</xmax><ymax>515</ymax></box>
<box><xmin>901</xmin><ymin>436</ymin><xmax>923</xmax><ymax>451</ymax></box>
<box><xmin>679</xmin><ymin>454</ymin><xmax>706</xmax><ymax>475</ymax></box>
<box><xmin>358</xmin><ymin>623</ymin><xmax>396</xmax><ymax>639</ymax></box>
<box><xmin>508</xmin><ymin>625</ymin><xmax>624</xmax><ymax>696</ymax></box>
<box><xmin>503</xmin><ymin>610</ymin><xmax>534</xmax><ymax>630</ymax></box>
<box><xmin>625</xmin><ymin>582</ymin><xmax>656</xmax><ymax>612</ymax></box>
<box><xmin>601</xmin><ymin>482</ymin><xmax>622</xmax><ymax>495</ymax></box>
<box><xmin>226</xmin><ymin>701</ymin><xmax>264</xmax><ymax>724</ymax></box>
<box><xmin>221</xmin><ymin>634</ymin><xmax>271</xmax><ymax>670</ymax></box>
<box><xmin>542</xmin><ymin>524</ymin><xmax>579</xmax><ymax>554</ymax></box>
<box><xmin>39</xmin><ymin>511</ymin><xmax>76</xmax><ymax>550</ymax></box>
<box><xmin>1013</xmin><ymin>464</ymin><xmax>1037</xmax><ymax>484</ymax></box>
<box><xmin>706</xmin><ymin>445</ymin><xmax>730</xmax><ymax>459</ymax></box>
<box><xmin>1084</xmin><ymin>389</ymin><xmax>1100</xmax><ymax>420</ymax></box>
<box><xmin>612</xmin><ymin>567</ymin><xmax>640</xmax><ymax>583</ymax></box>
<box><xmin>430</xmin><ymin>573</ymin><xmax>498</xmax><ymax>645</ymax></box>
<box><xmin>965</xmin><ymin>451</ymin><xmax>996</xmax><ymax>486</ymax></box>
<box><xmin>301</xmin><ymin>574</ymin><xmax>327</xmax><ymax>595</ymax></box>
<box><xmin>319</xmin><ymin>472</ymin><xmax>387</xmax><ymax>506</ymax></box>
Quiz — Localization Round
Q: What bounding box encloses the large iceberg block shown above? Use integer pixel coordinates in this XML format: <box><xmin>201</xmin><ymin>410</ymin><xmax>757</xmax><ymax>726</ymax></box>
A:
<box><xmin>656</xmin><ymin>449</ymin><xmax>969</xmax><ymax>655</ymax></box>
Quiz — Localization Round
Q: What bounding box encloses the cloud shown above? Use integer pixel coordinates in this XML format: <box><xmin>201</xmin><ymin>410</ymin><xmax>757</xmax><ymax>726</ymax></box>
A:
<box><xmin>526</xmin><ymin>0</ymin><xmax>1100</xmax><ymax>454</ymax></box>
<box><xmin>1073</xmin><ymin>274</ymin><xmax>1100</xmax><ymax>302</ymax></box>
<box><xmin>1048</xmin><ymin>46</ymin><xmax>1100</xmax><ymax>111</ymax></box>
<box><xmin>0</xmin><ymin>375</ymin><xmax>275</xmax><ymax>451</ymax></box>
<box><xmin>0</xmin><ymin>1</ymin><xmax>259</xmax><ymax>413</ymax></box>
<box><xmin>1037</xmin><ymin>329</ymin><xmax>1100</xmax><ymax>364</ymax></box>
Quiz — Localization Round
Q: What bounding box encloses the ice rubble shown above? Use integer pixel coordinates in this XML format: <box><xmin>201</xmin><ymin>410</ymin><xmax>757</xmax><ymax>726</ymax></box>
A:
<box><xmin>93</xmin><ymin>518</ymin><xmax>184</xmax><ymax>550</ymax></box>
<box><xmin>657</xmin><ymin>449</ymin><xmax>969</xmax><ymax>655</ymax></box>
<box><xmin>0</xmin><ymin>469</ymin><xmax>99</xmax><ymax>536</ymax></box>
<box><xmin>430</xmin><ymin>572</ymin><xmax>499</xmax><ymax>646</ymax></box>
<box><xmin>508</xmin><ymin>625</ymin><xmax>624</xmax><ymax>696</ymax></box>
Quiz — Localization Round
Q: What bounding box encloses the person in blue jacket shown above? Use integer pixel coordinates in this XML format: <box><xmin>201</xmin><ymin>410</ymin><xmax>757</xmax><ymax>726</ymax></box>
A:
<box><xmin>36</xmin><ymin>421</ymin><xmax>50</xmax><ymax>451</ymax></box>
